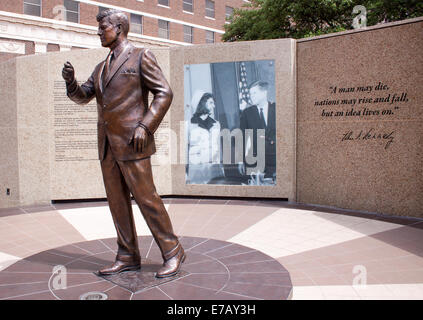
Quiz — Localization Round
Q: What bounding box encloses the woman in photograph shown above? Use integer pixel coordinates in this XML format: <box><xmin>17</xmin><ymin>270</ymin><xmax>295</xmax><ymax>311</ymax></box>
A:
<box><xmin>187</xmin><ymin>91</ymin><xmax>224</xmax><ymax>184</ymax></box>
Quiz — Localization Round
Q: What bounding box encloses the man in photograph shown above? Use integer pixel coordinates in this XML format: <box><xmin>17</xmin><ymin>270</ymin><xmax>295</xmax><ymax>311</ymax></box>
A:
<box><xmin>240</xmin><ymin>80</ymin><xmax>276</xmax><ymax>181</ymax></box>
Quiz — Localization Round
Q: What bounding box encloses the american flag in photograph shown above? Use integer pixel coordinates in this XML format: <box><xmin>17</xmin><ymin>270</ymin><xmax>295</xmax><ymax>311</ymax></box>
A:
<box><xmin>239</xmin><ymin>62</ymin><xmax>252</xmax><ymax>108</ymax></box>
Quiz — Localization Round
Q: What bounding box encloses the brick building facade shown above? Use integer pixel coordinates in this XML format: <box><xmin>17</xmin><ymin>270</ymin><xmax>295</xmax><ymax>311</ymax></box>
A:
<box><xmin>0</xmin><ymin>0</ymin><xmax>248</xmax><ymax>62</ymax></box>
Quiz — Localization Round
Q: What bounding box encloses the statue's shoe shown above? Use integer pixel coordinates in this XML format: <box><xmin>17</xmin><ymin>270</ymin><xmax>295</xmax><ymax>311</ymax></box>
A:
<box><xmin>97</xmin><ymin>259</ymin><xmax>141</xmax><ymax>276</ymax></box>
<box><xmin>155</xmin><ymin>245</ymin><xmax>186</xmax><ymax>278</ymax></box>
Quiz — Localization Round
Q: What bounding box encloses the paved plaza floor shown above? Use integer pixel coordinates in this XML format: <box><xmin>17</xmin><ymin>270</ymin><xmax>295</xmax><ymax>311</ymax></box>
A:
<box><xmin>0</xmin><ymin>198</ymin><xmax>422</xmax><ymax>300</ymax></box>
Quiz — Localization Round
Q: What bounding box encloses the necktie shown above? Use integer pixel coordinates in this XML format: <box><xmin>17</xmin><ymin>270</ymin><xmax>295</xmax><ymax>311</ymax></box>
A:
<box><xmin>259</xmin><ymin>107</ymin><xmax>266</xmax><ymax>128</ymax></box>
<box><xmin>102</xmin><ymin>52</ymin><xmax>113</xmax><ymax>88</ymax></box>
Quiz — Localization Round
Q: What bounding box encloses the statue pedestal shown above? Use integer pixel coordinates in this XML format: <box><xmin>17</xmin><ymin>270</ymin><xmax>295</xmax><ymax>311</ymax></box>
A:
<box><xmin>0</xmin><ymin>236</ymin><xmax>292</xmax><ymax>300</ymax></box>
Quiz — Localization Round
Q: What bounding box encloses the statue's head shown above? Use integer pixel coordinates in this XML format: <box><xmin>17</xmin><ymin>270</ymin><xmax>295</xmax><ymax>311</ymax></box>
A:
<box><xmin>96</xmin><ymin>9</ymin><xmax>129</xmax><ymax>48</ymax></box>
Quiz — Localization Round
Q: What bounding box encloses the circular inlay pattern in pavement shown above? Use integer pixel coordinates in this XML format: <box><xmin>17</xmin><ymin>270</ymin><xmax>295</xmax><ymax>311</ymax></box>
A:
<box><xmin>0</xmin><ymin>236</ymin><xmax>292</xmax><ymax>300</ymax></box>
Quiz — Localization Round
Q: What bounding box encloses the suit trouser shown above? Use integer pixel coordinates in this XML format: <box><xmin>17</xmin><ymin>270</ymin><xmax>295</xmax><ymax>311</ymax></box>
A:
<box><xmin>100</xmin><ymin>139</ymin><xmax>179</xmax><ymax>261</ymax></box>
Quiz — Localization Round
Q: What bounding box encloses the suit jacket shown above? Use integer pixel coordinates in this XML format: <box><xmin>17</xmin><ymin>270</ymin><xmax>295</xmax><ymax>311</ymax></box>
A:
<box><xmin>240</xmin><ymin>102</ymin><xmax>276</xmax><ymax>175</ymax></box>
<box><xmin>66</xmin><ymin>43</ymin><xmax>173</xmax><ymax>161</ymax></box>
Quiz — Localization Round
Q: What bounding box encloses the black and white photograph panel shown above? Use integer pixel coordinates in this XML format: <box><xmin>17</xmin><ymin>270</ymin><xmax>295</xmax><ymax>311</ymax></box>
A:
<box><xmin>184</xmin><ymin>60</ymin><xmax>276</xmax><ymax>186</ymax></box>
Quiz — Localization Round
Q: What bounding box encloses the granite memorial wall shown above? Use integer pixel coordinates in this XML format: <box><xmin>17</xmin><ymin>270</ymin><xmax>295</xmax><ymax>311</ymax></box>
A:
<box><xmin>296</xmin><ymin>18</ymin><xmax>423</xmax><ymax>217</ymax></box>
<box><xmin>0</xmin><ymin>18</ymin><xmax>421</xmax><ymax>218</ymax></box>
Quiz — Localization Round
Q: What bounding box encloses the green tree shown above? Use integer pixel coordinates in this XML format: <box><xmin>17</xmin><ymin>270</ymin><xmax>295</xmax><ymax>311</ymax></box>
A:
<box><xmin>222</xmin><ymin>0</ymin><xmax>423</xmax><ymax>41</ymax></box>
<box><xmin>365</xmin><ymin>0</ymin><xmax>423</xmax><ymax>25</ymax></box>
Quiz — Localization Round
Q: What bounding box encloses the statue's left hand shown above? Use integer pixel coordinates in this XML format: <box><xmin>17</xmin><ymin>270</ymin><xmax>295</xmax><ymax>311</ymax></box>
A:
<box><xmin>130</xmin><ymin>126</ymin><xmax>148</xmax><ymax>153</ymax></box>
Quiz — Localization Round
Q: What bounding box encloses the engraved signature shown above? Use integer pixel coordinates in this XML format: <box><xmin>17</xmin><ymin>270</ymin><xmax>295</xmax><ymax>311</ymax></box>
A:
<box><xmin>341</xmin><ymin>128</ymin><xmax>395</xmax><ymax>149</ymax></box>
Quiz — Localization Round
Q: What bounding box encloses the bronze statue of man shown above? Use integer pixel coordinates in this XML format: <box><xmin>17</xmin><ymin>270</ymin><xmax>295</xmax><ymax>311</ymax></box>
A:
<box><xmin>62</xmin><ymin>9</ymin><xmax>185</xmax><ymax>278</ymax></box>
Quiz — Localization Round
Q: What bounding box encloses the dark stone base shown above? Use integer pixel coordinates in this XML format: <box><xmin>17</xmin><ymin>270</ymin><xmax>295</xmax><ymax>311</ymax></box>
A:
<box><xmin>95</xmin><ymin>259</ymin><xmax>189</xmax><ymax>293</ymax></box>
<box><xmin>0</xmin><ymin>236</ymin><xmax>292</xmax><ymax>300</ymax></box>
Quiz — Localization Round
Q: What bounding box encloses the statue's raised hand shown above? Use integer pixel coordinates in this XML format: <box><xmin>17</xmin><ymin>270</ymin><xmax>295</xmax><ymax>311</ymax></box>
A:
<box><xmin>62</xmin><ymin>61</ymin><xmax>75</xmax><ymax>83</ymax></box>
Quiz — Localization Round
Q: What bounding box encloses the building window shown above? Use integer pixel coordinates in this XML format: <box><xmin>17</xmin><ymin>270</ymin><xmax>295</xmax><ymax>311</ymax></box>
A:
<box><xmin>158</xmin><ymin>20</ymin><xmax>170</xmax><ymax>39</ymax></box>
<box><xmin>183</xmin><ymin>0</ymin><xmax>193</xmax><ymax>13</ymax></box>
<box><xmin>183</xmin><ymin>25</ymin><xmax>193</xmax><ymax>43</ymax></box>
<box><xmin>205</xmin><ymin>0</ymin><xmax>215</xmax><ymax>18</ymax></box>
<box><xmin>64</xmin><ymin>0</ymin><xmax>79</xmax><ymax>23</ymax></box>
<box><xmin>206</xmin><ymin>30</ymin><xmax>215</xmax><ymax>43</ymax></box>
<box><xmin>158</xmin><ymin>0</ymin><xmax>169</xmax><ymax>7</ymax></box>
<box><xmin>225</xmin><ymin>6</ymin><xmax>234</xmax><ymax>20</ymax></box>
<box><xmin>24</xmin><ymin>0</ymin><xmax>42</xmax><ymax>17</ymax></box>
<box><xmin>130</xmin><ymin>14</ymin><xmax>143</xmax><ymax>34</ymax></box>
